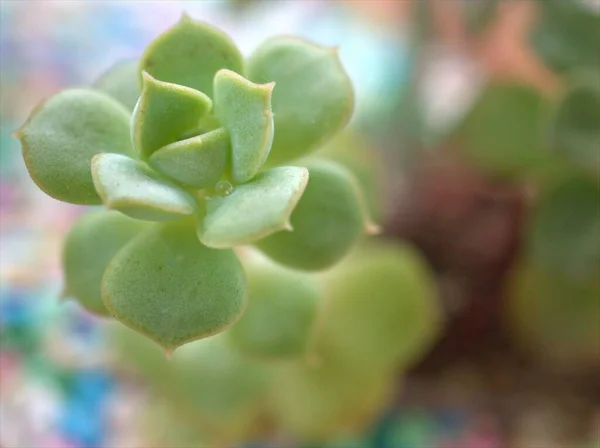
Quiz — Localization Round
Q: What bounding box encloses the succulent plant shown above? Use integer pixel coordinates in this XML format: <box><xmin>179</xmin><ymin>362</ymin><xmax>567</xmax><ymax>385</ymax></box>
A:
<box><xmin>15</xmin><ymin>13</ymin><xmax>371</xmax><ymax>353</ymax></box>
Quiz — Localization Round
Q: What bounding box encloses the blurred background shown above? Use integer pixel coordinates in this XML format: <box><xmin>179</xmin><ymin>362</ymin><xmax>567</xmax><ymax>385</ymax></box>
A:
<box><xmin>0</xmin><ymin>0</ymin><xmax>598</xmax><ymax>447</ymax></box>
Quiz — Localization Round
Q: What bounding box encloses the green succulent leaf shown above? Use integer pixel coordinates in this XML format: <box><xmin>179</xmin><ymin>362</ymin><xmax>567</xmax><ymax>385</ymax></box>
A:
<box><xmin>527</xmin><ymin>177</ymin><xmax>600</xmax><ymax>281</ymax></box>
<box><xmin>508</xmin><ymin>260</ymin><xmax>600</xmax><ymax>366</ymax></box>
<box><xmin>228</xmin><ymin>259</ymin><xmax>321</xmax><ymax>359</ymax></box>
<box><xmin>549</xmin><ymin>71</ymin><xmax>600</xmax><ymax>173</ymax></box>
<box><xmin>62</xmin><ymin>211</ymin><xmax>148</xmax><ymax>316</ymax></box>
<box><xmin>148</xmin><ymin>128</ymin><xmax>229</xmax><ymax>189</ymax></box>
<box><xmin>93</xmin><ymin>59</ymin><xmax>141</xmax><ymax>112</ymax></box>
<box><xmin>454</xmin><ymin>82</ymin><xmax>553</xmax><ymax>178</ymax></box>
<box><xmin>214</xmin><ymin>69</ymin><xmax>274</xmax><ymax>184</ymax></box>
<box><xmin>316</xmin><ymin>242</ymin><xmax>441</xmax><ymax>373</ymax></box>
<box><xmin>102</xmin><ymin>222</ymin><xmax>247</xmax><ymax>352</ymax></box>
<box><xmin>92</xmin><ymin>153</ymin><xmax>197</xmax><ymax>221</ymax></box>
<box><xmin>256</xmin><ymin>161</ymin><xmax>368</xmax><ymax>271</ymax></box>
<box><xmin>247</xmin><ymin>37</ymin><xmax>354</xmax><ymax>165</ymax></box>
<box><xmin>16</xmin><ymin>89</ymin><xmax>132</xmax><ymax>205</ymax></box>
<box><xmin>199</xmin><ymin>166</ymin><xmax>309</xmax><ymax>248</ymax></box>
<box><xmin>139</xmin><ymin>13</ymin><xmax>244</xmax><ymax>98</ymax></box>
<box><xmin>132</xmin><ymin>72</ymin><xmax>212</xmax><ymax>159</ymax></box>
<box><xmin>529</xmin><ymin>0</ymin><xmax>600</xmax><ymax>73</ymax></box>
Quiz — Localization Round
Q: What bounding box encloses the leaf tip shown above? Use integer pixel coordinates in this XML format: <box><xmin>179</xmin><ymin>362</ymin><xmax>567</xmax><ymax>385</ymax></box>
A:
<box><xmin>283</xmin><ymin>220</ymin><xmax>294</xmax><ymax>232</ymax></box>
<box><xmin>164</xmin><ymin>347</ymin><xmax>175</xmax><ymax>360</ymax></box>
<box><xmin>365</xmin><ymin>222</ymin><xmax>381</xmax><ymax>236</ymax></box>
<box><xmin>179</xmin><ymin>11</ymin><xmax>193</xmax><ymax>23</ymax></box>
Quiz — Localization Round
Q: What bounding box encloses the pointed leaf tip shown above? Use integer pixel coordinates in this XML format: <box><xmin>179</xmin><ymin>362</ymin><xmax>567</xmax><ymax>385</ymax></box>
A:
<box><xmin>92</xmin><ymin>153</ymin><xmax>197</xmax><ymax>221</ymax></box>
<box><xmin>102</xmin><ymin>222</ymin><xmax>247</xmax><ymax>351</ymax></box>
<box><xmin>199</xmin><ymin>166</ymin><xmax>308</xmax><ymax>248</ymax></box>
<box><xmin>140</xmin><ymin>15</ymin><xmax>243</xmax><ymax>97</ymax></box>
<box><xmin>132</xmin><ymin>72</ymin><xmax>212</xmax><ymax>158</ymax></box>
<box><xmin>214</xmin><ymin>69</ymin><xmax>275</xmax><ymax>184</ymax></box>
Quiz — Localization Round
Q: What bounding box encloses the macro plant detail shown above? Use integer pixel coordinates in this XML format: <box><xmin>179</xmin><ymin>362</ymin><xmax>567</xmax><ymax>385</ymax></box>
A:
<box><xmin>15</xmin><ymin>13</ymin><xmax>367</xmax><ymax>353</ymax></box>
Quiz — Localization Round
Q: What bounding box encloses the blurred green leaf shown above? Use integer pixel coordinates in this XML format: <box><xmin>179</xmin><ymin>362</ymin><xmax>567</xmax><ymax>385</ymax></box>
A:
<box><xmin>247</xmin><ymin>37</ymin><xmax>354</xmax><ymax>166</ymax></box>
<box><xmin>529</xmin><ymin>0</ymin><xmax>600</xmax><ymax>73</ymax></box>
<box><xmin>549</xmin><ymin>70</ymin><xmax>600</xmax><ymax>174</ymax></box>
<box><xmin>527</xmin><ymin>176</ymin><xmax>600</xmax><ymax>281</ymax></box>
<box><xmin>199</xmin><ymin>166</ymin><xmax>308</xmax><ymax>248</ymax></box>
<box><xmin>228</xmin><ymin>259</ymin><xmax>321</xmax><ymax>359</ymax></box>
<box><xmin>92</xmin><ymin>153</ymin><xmax>197</xmax><ymax>221</ymax></box>
<box><xmin>454</xmin><ymin>82</ymin><xmax>553</xmax><ymax>178</ymax></box>
<box><xmin>103</xmin><ymin>222</ymin><xmax>247</xmax><ymax>351</ymax></box>
<box><xmin>140</xmin><ymin>13</ymin><xmax>244</xmax><ymax>98</ymax></box>
<box><xmin>132</xmin><ymin>72</ymin><xmax>212</xmax><ymax>159</ymax></box>
<box><xmin>16</xmin><ymin>89</ymin><xmax>132</xmax><ymax>204</ymax></box>
<box><xmin>93</xmin><ymin>59</ymin><xmax>141</xmax><ymax>112</ymax></box>
<box><xmin>63</xmin><ymin>211</ymin><xmax>148</xmax><ymax>316</ymax></box>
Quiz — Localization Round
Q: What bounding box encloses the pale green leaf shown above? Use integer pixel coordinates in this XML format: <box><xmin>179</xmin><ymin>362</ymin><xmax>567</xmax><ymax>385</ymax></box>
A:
<box><xmin>247</xmin><ymin>37</ymin><xmax>354</xmax><ymax>165</ymax></box>
<box><xmin>139</xmin><ymin>13</ymin><xmax>244</xmax><ymax>98</ymax></box>
<box><xmin>132</xmin><ymin>72</ymin><xmax>212</xmax><ymax>159</ymax></box>
<box><xmin>93</xmin><ymin>59</ymin><xmax>141</xmax><ymax>112</ymax></box>
<box><xmin>256</xmin><ymin>161</ymin><xmax>368</xmax><ymax>271</ymax></box>
<box><xmin>199</xmin><ymin>166</ymin><xmax>308</xmax><ymax>248</ymax></box>
<box><xmin>214</xmin><ymin>69</ymin><xmax>274</xmax><ymax>183</ymax></box>
<box><xmin>16</xmin><ymin>89</ymin><xmax>132</xmax><ymax>204</ymax></box>
<box><xmin>62</xmin><ymin>211</ymin><xmax>148</xmax><ymax>316</ymax></box>
<box><xmin>102</xmin><ymin>222</ymin><xmax>247</xmax><ymax>351</ymax></box>
<box><xmin>92</xmin><ymin>153</ymin><xmax>197</xmax><ymax>221</ymax></box>
<box><xmin>148</xmin><ymin>128</ymin><xmax>229</xmax><ymax>189</ymax></box>
<box><xmin>228</xmin><ymin>259</ymin><xmax>320</xmax><ymax>359</ymax></box>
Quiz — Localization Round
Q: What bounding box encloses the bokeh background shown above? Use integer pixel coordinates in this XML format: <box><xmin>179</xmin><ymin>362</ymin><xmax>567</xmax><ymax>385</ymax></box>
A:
<box><xmin>1</xmin><ymin>0</ymin><xmax>599</xmax><ymax>447</ymax></box>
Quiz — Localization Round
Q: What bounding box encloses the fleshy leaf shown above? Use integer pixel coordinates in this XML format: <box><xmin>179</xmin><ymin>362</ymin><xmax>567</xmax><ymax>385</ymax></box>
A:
<box><xmin>315</xmin><ymin>242</ymin><xmax>441</xmax><ymax>373</ymax></box>
<box><xmin>92</xmin><ymin>153</ymin><xmax>197</xmax><ymax>221</ymax></box>
<box><xmin>16</xmin><ymin>89</ymin><xmax>132</xmax><ymax>204</ymax></box>
<box><xmin>529</xmin><ymin>0</ymin><xmax>600</xmax><ymax>73</ymax></box>
<box><xmin>213</xmin><ymin>69</ymin><xmax>274</xmax><ymax>183</ymax></box>
<box><xmin>549</xmin><ymin>71</ymin><xmax>600</xmax><ymax>173</ymax></box>
<box><xmin>454</xmin><ymin>82</ymin><xmax>552</xmax><ymax>178</ymax></box>
<box><xmin>62</xmin><ymin>211</ymin><xmax>148</xmax><ymax>316</ymax></box>
<box><xmin>247</xmin><ymin>37</ymin><xmax>354</xmax><ymax>165</ymax></box>
<box><xmin>93</xmin><ymin>59</ymin><xmax>141</xmax><ymax>112</ymax></box>
<box><xmin>102</xmin><ymin>222</ymin><xmax>247</xmax><ymax>351</ymax></box>
<box><xmin>199</xmin><ymin>166</ymin><xmax>308</xmax><ymax>248</ymax></box>
<box><xmin>132</xmin><ymin>72</ymin><xmax>212</xmax><ymax>159</ymax></box>
<box><xmin>148</xmin><ymin>128</ymin><xmax>229</xmax><ymax>189</ymax></box>
<box><xmin>228</xmin><ymin>259</ymin><xmax>320</xmax><ymax>359</ymax></box>
<box><xmin>139</xmin><ymin>13</ymin><xmax>244</xmax><ymax>98</ymax></box>
<box><xmin>527</xmin><ymin>177</ymin><xmax>600</xmax><ymax>280</ymax></box>
<box><xmin>256</xmin><ymin>161</ymin><xmax>368</xmax><ymax>271</ymax></box>
<box><xmin>508</xmin><ymin>260</ymin><xmax>600</xmax><ymax>366</ymax></box>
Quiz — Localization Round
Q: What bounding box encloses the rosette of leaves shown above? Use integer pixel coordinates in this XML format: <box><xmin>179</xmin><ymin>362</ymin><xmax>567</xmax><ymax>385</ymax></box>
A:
<box><xmin>15</xmin><ymin>13</ymin><xmax>368</xmax><ymax>353</ymax></box>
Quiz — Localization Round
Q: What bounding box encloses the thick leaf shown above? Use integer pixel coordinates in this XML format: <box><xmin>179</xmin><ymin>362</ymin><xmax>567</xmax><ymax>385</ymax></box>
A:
<box><xmin>62</xmin><ymin>211</ymin><xmax>148</xmax><ymax>316</ymax></box>
<box><xmin>529</xmin><ymin>0</ymin><xmax>600</xmax><ymax>73</ymax></box>
<box><xmin>102</xmin><ymin>222</ymin><xmax>247</xmax><ymax>351</ymax></box>
<box><xmin>92</xmin><ymin>153</ymin><xmax>197</xmax><ymax>221</ymax></box>
<box><xmin>549</xmin><ymin>71</ymin><xmax>600</xmax><ymax>173</ymax></box>
<box><xmin>454</xmin><ymin>82</ymin><xmax>552</xmax><ymax>178</ymax></box>
<box><xmin>199</xmin><ymin>166</ymin><xmax>308</xmax><ymax>248</ymax></box>
<box><xmin>247</xmin><ymin>37</ymin><xmax>354</xmax><ymax>165</ymax></box>
<box><xmin>139</xmin><ymin>13</ymin><xmax>244</xmax><ymax>98</ymax></box>
<box><xmin>315</xmin><ymin>242</ymin><xmax>441</xmax><ymax>373</ymax></box>
<box><xmin>507</xmin><ymin>260</ymin><xmax>600</xmax><ymax>366</ymax></box>
<box><xmin>93</xmin><ymin>59</ymin><xmax>141</xmax><ymax>112</ymax></box>
<box><xmin>527</xmin><ymin>177</ymin><xmax>600</xmax><ymax>280</ymax></box>
<box><xmin>170</xmin><ymin>335</ymin><xmax>271</xmax><ymax>440</ymax></box>
<box><xmin>214</xmin><ymin>69</ymin><xmax>274</xmax><ymax>183</ymax></box>
<box><xmin>132</xmin><ymin>72</ymin><xmax>212</xmax><ymax>159</ymax></box>
<box><xmin>148</xmin><ymin>128</ymin><xmax>229</xmax><ymax>189</ymax></box>
<box><xmin>228</xmin><ymin>259</ymin><xmax>320</xmax><ymax>359</ymax></box>
<box><xmin>16</xmin><ymin>89</ymin><xmax>132</xmax><ymax>204</ymax></box>
<box><xmin>270</xmin><ymin>357</ymin><xmax>394</xmax><ymax>441</ymax></box>
<box><xmin>256</xmin><ymin>161</ymin><xmax>368</xmax><ymax>271</ymax></box>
